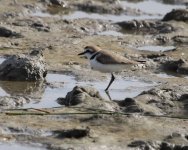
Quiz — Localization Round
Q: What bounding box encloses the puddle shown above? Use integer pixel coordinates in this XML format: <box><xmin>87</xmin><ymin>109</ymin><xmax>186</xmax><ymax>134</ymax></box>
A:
<box><xmin>24</xmin><ymin>74</ymin><xmax>156</xmax><ymax>108</ymax></box>
<box><xmin>136</xmin><ymin>45</ymin><xmax>176</xmax><ymax>52</ymax></box>
<box><xmin>31</xmin><ymin>10</ymin><xmax>162</xmax><ymax>22</ymax></box>
<box><xmin>120</xmin><ymin>0</ymin><xmax>186</xmax><ymax>15</ymax></box>
<box><xmin>0</xmin><ymin>57</ymin><xmax>155</xmax><ymax>108</ymax></box>
<box><xmin>98</xmin><ymin>30</ymin><xmax>124</xmax><ymax>36</ymax></box>
<box><xmin>78</xmin><ymin>76</ymin><xmax>156</xmax><ymax>100</ymax></box>
<box><xmin>0</xmin><ymin>73</ymin><xmax>156</xmax><ymax>108</ymax></box>
<box><xmin>154</xmin><ymin>73</ymin><xmax>177</xmax><ymax>78</ymax></box>
<box><xmin>62</xmin><ymin>11</ymin><xmax>161</xmax><ymax>22</ymax></box>
<box><xmin>0</xmin><ymin>142</ymin><xmax>45</xmax><ymax>150</ymax></box>
<box><xmin>30</xmin><ymin>0</ymin><xmax>186</xmax><ymax>23</ymax></box>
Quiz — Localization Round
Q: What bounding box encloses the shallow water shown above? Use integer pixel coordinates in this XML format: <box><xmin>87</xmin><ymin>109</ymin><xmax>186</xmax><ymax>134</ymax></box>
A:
<box><xmin>31</xmin><ymin>0</ymin><xmax>186</xmax><ymax>22</ymax></box>
<box><xmin>0</xmin><ymin>143</ymin><xmax>45</xmax><ymax>150</ymax></box>
<box><xmin>98</xmin><ymin>30</ymin><xmax>125</xmax><ymax>36</ymax></box>
<box><xmin>120</xmin><ymin>0</ymin><xmax>186</xmax><ymax>15</ymax></box>
<box><xmin>0</xmin><ymin>57</ymin><xmax>157</xmax><ymax>108</ymax></box>
<box><xmin>62</xmin><ymin>11</ymin><xmax>161</xmax><ymax>22</ymax></box>
<box><xmin>136</xmin><ymin>45</ymin><xmax>176</xmax><ymax>52</ymax></box>
<box><xmin>23</xmin><ymin>73</ymin><xmax>156</xmax><ymax>108</ymax></box>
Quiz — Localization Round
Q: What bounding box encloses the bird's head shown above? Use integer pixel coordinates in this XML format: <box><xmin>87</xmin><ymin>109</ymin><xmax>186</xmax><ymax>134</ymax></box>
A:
<box><xmin>78</xmin><ymin>46</ymin><xmax>101</xmax><ymax>59</ymax></box>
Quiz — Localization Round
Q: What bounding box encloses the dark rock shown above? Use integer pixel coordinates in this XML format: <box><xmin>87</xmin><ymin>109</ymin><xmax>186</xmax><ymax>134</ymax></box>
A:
<box><xmin>128</xmin><ymin>140</ymin><xmax>148</xmax><ymax>147</ymax></box>
<box><xmin>179</xmin><ymin>94</ymin><xmax>188</xmax><ymax>101</ymax></box>
<box><xmin>50</xmin><ymin>0</ymin><xmax>66</xmax><ymax>6</ymax></box>
<box><xmin>52</xmin><ymin>128</ymin><xmax>90</xmax><ymax>139</ymax></box>
<box><xmin>0</xmin><ymin>27</ymin><xmax>22</xmax><ymax>38</ymax></box>
<box><xmin>172</xmin><ymin>36</ymin><xmax>188</xmax><ymax>45</ymax></box>
<box><xmin>73</xmin><ymin>1</ymin><xmax>123</xmax><ymax>14</ymax></box>
<box><xmin>116</xmin><ymin>20</ymin><xmax>175</xmax><ymax>34</ymax></box>
<box><xmin>0</xmin><ymin>96</ymin><xmax>29</xmax><ymax>109</ymax></box>
<box><xmin>128</xmin><ymin>140</ymin><xmax>188</xmax><ymax>150</ymax></box>
<box><xmin>13</xmin><ymin>19</ymin><xmax>50</xmax><ymax>32</ymax></box>
<box><xmin>128</xmin><ymin>140</ymin><xmax>161</xmax><ymax>149</ymax></box>
<box><xmin>160</xmin><ymin>142</ymin><xmax>174</xmax><ymax>150</ymax></box>
<box><xmin>117</xmin><ymin>98</ymin><xmax>143</xmax><ymax>113</ymax></box>
<box><xmin>177</xmin><ymin>62</ymin><xmax>188</xmax><ymax>74</ymax></box>
<box><xmin>0</xmin><ymin>49</ymin><xmax>47</xmax><ymax>81</ymax></box>
<box><xmin>57</xmin><ymin>86</ymin><xmax>119</xmax><ymax>111</ymax></box>
<box><xmin>160</xmin><ymin>58</ymin><xmax>188</xmax><ymax>74</ymax></box>
<box><xmin>162</xmin><ymin>9</ymin><xmax>188</xmax><ymax>22</ymax></box>
<box><xmin>31</xmin><ymin>22</ymin><xmax>50</xmax><ymax>32</ymax></box>
<box><xmin>156</xmin><ymin>35</ymin><xmax>170</xmax><ymax>44</ymax></box>
<box><xmin>142</xmin><ymin>53</ymin><xmax>166</xmax><ymax>59</ymax></box>
<box><xmin>41</xmin><ymin>0</ymin><xmax>66</xmax><ymax>7</ymax></box>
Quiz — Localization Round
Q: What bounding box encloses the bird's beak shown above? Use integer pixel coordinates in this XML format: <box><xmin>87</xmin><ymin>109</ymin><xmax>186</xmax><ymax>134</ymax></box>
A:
<box><xmin>78</xmin><ymin>51</ymin><xmax>86</xmax><ymax>55</ymax></box>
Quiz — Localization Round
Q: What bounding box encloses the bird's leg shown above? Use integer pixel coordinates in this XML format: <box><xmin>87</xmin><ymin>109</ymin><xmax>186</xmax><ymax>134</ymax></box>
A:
<box><xmin>105</xmin><ymin>90</ymin><xmax>112</xmax><ymax>101</ymax></box>
<box><xmin>105</xmin><ymin>73</ymin><xmax>115</xmax><ymax>91</ymax></box>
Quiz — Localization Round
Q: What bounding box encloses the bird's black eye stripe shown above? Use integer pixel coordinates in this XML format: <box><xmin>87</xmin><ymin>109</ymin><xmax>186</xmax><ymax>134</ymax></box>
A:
<box><xmin>85</xmin><ymin>49</ymin><xmax>92</xmax><ymax>53</ymax></box>
<box><xmin>90</xmin><ymin>52</ymin><xmax>100</xmax><ymax>60</ymax></box>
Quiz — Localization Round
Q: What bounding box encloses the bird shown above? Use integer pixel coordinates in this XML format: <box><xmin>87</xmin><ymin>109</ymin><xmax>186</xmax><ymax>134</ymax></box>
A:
<box><xmin>78</xmin><ymin>45</ymin><xmax>140</xmax><ymax>91</ymax></box>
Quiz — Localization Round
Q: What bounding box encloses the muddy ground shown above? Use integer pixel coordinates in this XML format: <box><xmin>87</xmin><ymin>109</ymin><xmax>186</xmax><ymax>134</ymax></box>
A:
<box><xmin>0</xmin><ymin>0</ymin><xmax>188</xmax><ymax>150</ymax></box>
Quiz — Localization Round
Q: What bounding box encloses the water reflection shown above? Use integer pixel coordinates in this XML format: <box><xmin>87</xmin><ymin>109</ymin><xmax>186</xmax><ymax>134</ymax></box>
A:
<box><xmin>0</xmin><ymin>81</ymin><xmax>45</xmax><ymax>99</ymax></box>
<box><xmin>0</xmin><ymin>72</ymin><xmax>156</xmax><ymax>108</ymax></box>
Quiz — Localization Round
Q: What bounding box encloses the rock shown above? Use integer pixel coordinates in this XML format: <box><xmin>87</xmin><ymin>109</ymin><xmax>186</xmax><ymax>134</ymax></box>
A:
<box><xmin>177</xmin><ymin>62</ymin><xmax>188</xmax><ymax>74</ymax></box>
<box><xmin>172</xmin><ymin>36</ymin><xmax>188</xmax><ymax>45</ymax></box>
<box><xmin>50</xmin><ymin>0</ymin><xmax>66</xmax><ymax>6</ymax></box>
<box><xmin>73</xmin><ymin>1</ymin><xmax>123</xmax><ymax>14</ymax></box>
<box><xmin>41</xmin><ymin>0</ymin><xmax>66</xmax><ymax>7</ymax></box>
<box><xmin>118</xmin><ymin>85</ymin><xmax>188</xmax><ymax>115</ymax></box>
<box><xmin>165</xmin><ymin>132</ymin><xmax>188</xmax><ymax>145</ymax></box>
<box><xmin>160</xmin><ymin>58</ymin><xmax>188</xmax><ymax>74</ymax></box>
<box><xmin>57</xmin><ymin>86</ymin><xmax>119</xmax><ymax>111</ymax></box>
<box><xmin>0</xmin><ymin>96</ymin><xmax>29</xmax><ymax>109</ymax></box>
<box><xmin>0</xmin><ymin>27</ymin><xmax>22</xmax><ymax>38</ymax></box>
<box><xmin>13</xmin><ymin>19</ymin><xmax>50</xmax><ymax>32</ymax></box>
<box><xmin>128</xmin><ymin>140</ymin><xmax>161</xmax><ymax>149</ymax></box>
<box><xmin>135</xmin><ymin>85</ymin><xmax>188</xmax><ymax>115</ymax></box>
<box><xmin>52</xmin><ymin>128</ymin><xmax>90</xmax><ymax>139</ymax></box>
<box><xmin>156</xmin><ymin>35</ymin><xmax>170</xmax><ymax>44</ymax></box>
<box><xmin>0</xmin><ymin>48</ymin><xmax>47</xmax><ymax>81</ymax></box>
<box><xmin>128</xmin><ymin>140</ymin><xmax>188</xmax><ymax>150</ymax></box>
<box><xmin>31</xmin><ymin>22</ymin><xmax>50</xmax><ymax>32</ymax></box>
<box><xmin>162</xmin><ymin>9</ymin><xmax>188</xmax><ymax>22</ymax></box>
<box><xmin>117</xmin><ymin>98</ymin><xmax>143</xmax><ymax>113</ymax></box>
<box><xmin>116</xmin><ymin>20</ymin><xmax>175</xmax><ymax>34</ymax></box>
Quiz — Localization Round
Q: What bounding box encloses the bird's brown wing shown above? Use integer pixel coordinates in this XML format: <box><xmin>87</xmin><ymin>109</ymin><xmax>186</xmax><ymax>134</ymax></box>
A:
<box><xmin>96</xmin><ymin>51</ymin><xmax>138</xmax><ymax>65</ymax></box>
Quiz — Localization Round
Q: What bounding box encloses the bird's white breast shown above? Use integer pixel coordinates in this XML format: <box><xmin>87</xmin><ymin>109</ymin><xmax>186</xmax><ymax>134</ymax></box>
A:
<box><xmin>90</xmin><ymin>58</ymin><xmax>126</xmax><ymax>73</ymax></box>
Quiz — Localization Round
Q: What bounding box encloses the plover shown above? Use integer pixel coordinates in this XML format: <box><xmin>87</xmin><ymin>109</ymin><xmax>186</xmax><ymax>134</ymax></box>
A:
<box><xmin>78</xmin><ymin>46</ymin><xmax>140</xmax><ymax>91</ymax></box>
